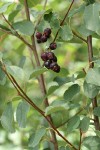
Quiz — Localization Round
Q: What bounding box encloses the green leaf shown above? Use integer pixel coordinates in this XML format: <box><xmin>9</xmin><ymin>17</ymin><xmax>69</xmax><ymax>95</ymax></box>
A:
<box><xmin>8</xmin><ymin>10</ymin><xmax>20</xmax><ymax>22</ymax></box>
<box><xmin>0</xmin><ymin>67</ymin><xmax>6</xmax><ymax>85</ymax></box>
<box><xmin>93</xmin><ymin>107</ymin><xmax>100</xmax><ymax>117</ymax></box>
<box><xmin>59</xmin><ymin>146</ymin><xmax>70</xmax><ymax>150</ymax></box>
<box><xmin>28</xmin><ymin>127</ymin><xmax>46</xmax><ymax>147</ymax></box>
<box><xmin>45</xmin><ymin>104</ymin><xmax>68</xmax><ymax>116</ymax></box>
<box><xmin>84</xmin><ymin>3</ymin><xmax>100</xmax><ymax>33</ymax></box>
<box><xmin>0</xmin><ymin>24</ymin><xmax>11</xmax><ymax>32</ymax></box>
<box><xmin>30</xmin><ymin>67</ymin><xmax>47</xmax><ymax>79</ymax></box>
<box><xmin>0</xmin><ymin>2</ymin><xmax>12</xmax><ymax>13</ymax></box>
<box><xmin>67</xmin><ymin>116</ymin><xmax>80</xmax><ymax>133</ymax></box>
<box><xmin>47</xmin><ymin>85</ymin><xmax>59</xmax><ymax>96</ymax></box>
<box><xmin>68</xmin><ymin>4</ymin><xmax>85</xmax><ymax>18</ymax></box>
<box><xmin>95</xmin><ymin>130</ymin><xmax>100</xmax><ymax>137</ymax></box>
<box><xmin>80</xmin><ymin>117</ymin><xmax>90</xmax><ymax>132</ymax></box>
<box><xmin>16</xmin><ymin>101</ymin><xmax>30</xmax><ymax>128</ymax></box>
<box><xmin>19</xmin><ymin>0</ymin><xmax>41</xmax><ymax>8</ymax></box>
<box><xmin>64</xmin><ymin>84</ymin><xmax>80</xmax><ymax>101</ymax></box>
<box><xmin>83</xmin><ymin>81</ymin><xmax>99</xmax><ymax>98</ymax></box>
<box><xmin>6</xmin><ymin>65</ymin><xmax>29</xmax><ymax>83</ymax></box>
<box><xmin>78</xmin><ymin>24</ymin><xmax>94</xmax><ymax>37</ymax></box>
<box><xmin>86</xmin><ymin>68</ymin><xmax>100</xmax><ymax>86</ymax></box>
<box><xmin>13</xmin><ymin>20</ymin><xmax>34</xmax><ymax>36</ymax></box>
<box><xmin>1</xmin><ymin>102</ymin><xmax>15</xmax><ymax>133</ymax></box>
<box><xmin>83</xmin><ymin>136</ymin><xmax>100</xmax><ymax>150</ymax></box>
<box><xmin>59</xmin><ymin>25</ymin><xmax>73</xmax><ymax>41</ymax></box>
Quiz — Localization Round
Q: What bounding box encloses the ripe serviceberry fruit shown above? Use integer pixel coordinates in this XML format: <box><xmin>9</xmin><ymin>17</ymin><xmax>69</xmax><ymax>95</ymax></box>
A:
<box><xmin>47</xmin><ymin>52</ymin><xmax>55</xmax><ymax>60</ymax></box>
<box><xmin>36</xmin><ymin>32</ymin><xmax>42</xmax><ymax>39</ymax></box>
<box><xmin>37</xmin><ymin>39</ymin><xmax>41</xmax><ymax>43</ymax></box>
<box><xmin>41</xmin><ymin>52</ymin><xmax>48</xmax><ymax>61</ymax></box>
<box><xmin>44</xmin><ymin>60</ymin><xmax>51</xmax><ymax>69</ymax></box>
<box><xmin>44</xmin><ymin>28</ymin><xmax>51</xmax><ymax>36</ymax></box>
<box><xmin>49</xmin><ymin>42</ymin><xmax>57</xmax><ymax>50</ymax></box>
<box><xmin>53</xmin><ymin>65</ymin><xmax>60</xmax><ymax>73</ymax></box>
<box><xmin>41</xmin><ymin>35</ymin><xmax>47</xmax><ymax>42</ymax></box>
<box><xmin>50</xmin><ymin>62</ymin><xmax>57</xmax><ymax>69</ymax></box>
<box><xmin>52</xmin><ymin>55</ymin><xmax>57</xmax><ymax>62</ymax></box>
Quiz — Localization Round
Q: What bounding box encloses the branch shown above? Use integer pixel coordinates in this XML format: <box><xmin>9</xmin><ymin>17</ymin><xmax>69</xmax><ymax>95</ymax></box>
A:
<box><xmin>72</xmin><ymin>30</ymin><xmax>87</xmax><ymax>43</ymax></box>
<box><xmin>79</xmin><ymin>129</ymin><xmax>82</xmax><ymax>150</ymax></box>
<box><xmin>24</xmin><ymin>0</ymin><xmax>58</xmax><ymax>149</ymax></box>
<box><xmin>87</xmin><ymin>35</ymin><xmax>100</xmax><ymax>130</ymax></box>
<box><xmin>53</xmin><ymin>0</ymin><xmax>75</xmax><ymax>42</ymax></box>
<box><xmin>1</xmin><ymin>62</ymin><xmax>78</xmax><ymax>150</ymax></box>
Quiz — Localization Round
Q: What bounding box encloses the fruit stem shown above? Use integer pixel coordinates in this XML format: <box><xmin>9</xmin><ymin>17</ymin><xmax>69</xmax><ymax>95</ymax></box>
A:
<box><xmin>87</xmin><ymin>35</ymin><xmax>100</xmax><ymax>130</ymax></box>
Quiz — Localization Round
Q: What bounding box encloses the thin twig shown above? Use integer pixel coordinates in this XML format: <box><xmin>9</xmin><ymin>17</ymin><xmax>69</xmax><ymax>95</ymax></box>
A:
<box><xmin>1</xmin><ymin>62</ymin><xmax>78</xmax><ymax>150</ymax></box>
<box><xmin>53</xmin><ymin>0</ymin><xmax>75</xmax><ymax>42</ymax></box>
<box><xmin>87</xmin><ymin>35</ymin><xmax>100</xmax><ymax>130</ymax></box>
<box><xmin>72</xmin><ymin>30</ymin><xmax>87</xmax><ymax>43</ymax></box>
<box><xmin>79</xmin><ymin>129</ymin><xmax>82</xmax><ymax>150</ymax></box>
<box><xmin>24</xmin><ymin>0</ymin><xmax>58</xmax><ymax>149</ymax></box>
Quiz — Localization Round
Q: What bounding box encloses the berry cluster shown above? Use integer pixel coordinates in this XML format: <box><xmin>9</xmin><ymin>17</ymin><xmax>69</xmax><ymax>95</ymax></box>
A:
<box><xmin>41</xmin><ymin>52</ymin><xmax>60</xmax><ymax>73</ymax></box>
<box><xmin>36</xmin><ymin>28</ymin><xmax>60</xmax><ymax>73</ymax></box>
<box><xmin>36</xmin><ymin>28</ymin><xmax>51</xmax><ymax>43</ymax></box>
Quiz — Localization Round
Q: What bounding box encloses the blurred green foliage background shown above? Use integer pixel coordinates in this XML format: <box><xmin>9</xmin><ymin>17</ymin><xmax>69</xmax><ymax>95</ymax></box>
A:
<box><xmin>0</xmin><ymin>0</ymin><xmax>100</xmax><ymax>150</ymax></box>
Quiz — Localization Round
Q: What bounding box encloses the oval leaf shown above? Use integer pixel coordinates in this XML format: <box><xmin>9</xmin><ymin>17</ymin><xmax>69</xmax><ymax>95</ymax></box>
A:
<box><xmin>16</xmin><ymin>101</ymin><xmax>30</xmax><ymax>128</ymax></box>
<box><xmin>67</xmin><ymin>116</ymin><xmax>80</xmax><ymax>133</ymax></box>
<box><xmin>1</xmin><ymin>102</ymin><xmax>15</xmax><ymax>133</ymax></box>
<box><xmin>64</xmin><ymin>84</ymin><xmax>80</xmax><ymax>101</ymax></box>
<box><xmin>93</xmin><ymin>107</ymin><xmax>100</xmax><ymax>117</ymax></box>
<box><xmin>0</xmin><ymin>2</ymin><xmax>12</xmax><ymax>13</ymax></box>
<box><xmin>28</xmin><ymin>127</ymin><xmax>46</xmax><ymax>148</ymax></box>
<box><xmin>86</xmin><ymin>68</ymin><xmax>100</xmax><ymax>86</ymax></box>
<box><xmin>30</xmin><ymin>67</ymin><xmax>47</xmax><ymax>79</ymax></box>
<box><xmin>83</xmin><ymin>81</ymin><xmax>99</xmax><ymax>98</ymax></box>
<box><xmin>80</xmin><ymin>117</ymin><xmax>90</xmax><ymax>132</ymax></box>
<box><xmin>13</xmin><ymin>20</ymin><xmax>34</xmax><ymax>36</ymax></box>
<box><xmin>45</xmin><ymin>104</ymin><xmax>68</xmax><ymax>116</ymax></box>
<box><xmin>59</xmin><ymin>25</ymin><xmax>73</xmax><ymax>41</ymax></box>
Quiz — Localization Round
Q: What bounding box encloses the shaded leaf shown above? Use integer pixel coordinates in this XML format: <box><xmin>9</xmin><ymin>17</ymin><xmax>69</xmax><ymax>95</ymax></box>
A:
<box><xmin>93</xmin><ymin>107</ymin><xmax>100</xmax><ymax>117</ymax></box>
<box><xmin>80</xmin><ymin>117</ymin><xmax>90</xmax><ymax>132</ymax></box>
<box><xmin>59</xmin><ymin>25</ymin><xmax>73</xmax><ymax>41</ymax></box>
<box><xmin>84</xmin><ymin>3</ymin><xmax>100</xmax><ymax>33</ymax></box>
<box><xmin>16</xmin><ymin>101</ymin><xmax>30</xmax><ymax>128</ymax></box>
<box><xmin>13</xmin><ymin>20</ymin><xmax>34</xmax><ymax>36</ymax></box>
<box><xmin>0</xmin><ymin>2</ymin><xmax>12</xmax><ymax>13</ymax></box>
<box><xmin>1</xmin><ymin>102</ymin><xmax>15</xmax><ymax>133</ymax></box>
<box><xmin>67</xmin><ymin>116</ymin><xmax>80</xmax><ymax>133</ymax></box>
<box><xmin>28</xmin><ymin>127</ymin><xmax>46</xmax><ymax>147</ymax></box>
<box><xmin>45</xmin><ymin>104</ymin><xmax>68</xmax><ymax>116</ymax></box>
<box><xmin>86</xmin><ymin>68</ymin><xmax>100</xmax><ymax>86</ymax></box>
<box><xmin>83</xmin><ymin>136</ymin><xmax>100</xmax><ymax>150</ymax></box>
<box><xmin>83</xmin><ymin>81</ymin><xmax>99</xmax><ymax>98</ymax></box>
<box><xmin>7</xmin><ymin>65</ymin><xmax>29</xmax><ymax>83</ymax></box>
<box><xmin>64</xmin><ymin>84</ymin><xmax>80</xmax><ymax>101</ymax></box>
<box><xmin>47</xmin><ymin>85</ymin><xmax>59</xmax><ymax>96</ymax></box>
<box><xmin>30</xmin><ymin>67</ymin><xmax>47</xmax><ymax>79</ymax></box>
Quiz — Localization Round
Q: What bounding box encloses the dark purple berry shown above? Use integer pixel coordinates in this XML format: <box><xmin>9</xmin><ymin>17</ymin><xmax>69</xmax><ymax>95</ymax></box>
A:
<box><xmin>41</xmin><ymin>35</ymin><xmax>47</xmax><ymax>42</ymax></box>
<box><xmin>53</xmin><ymin>65</ymin><xmax>60</xmax><ymax>73</ymax></box>
<box><xmin>44</xmin><ymin>60</ymin><xmax>52</xmax><ymax>69</ymax></box>
<box><xmin>37</xmin><ymin>39</ymin><xmax>41</xmax><ymax>43</ymax></box>
<box><xmin>44</xmin><ymin>28</ymin><xmax>51</xmax><ymax>35</ymax></box>
<box><xmin>36</xmin><ymin>32</ymin><xmax>42</xmax><ymax>39</ymax></box>
<box><xmin>50</xmin><ymin>62</ymin><xmax>57</xmax><ymax>69</ymax></box>
<box><xmin>41</xmin><ymin>52</ymin><xmax>48</xmax><ymax>61</ymax></box>
<box><xmin>47</xmin><ymin>52</ymin><xmax>54</xmax><ymax>60</ymax></box>
<box><xmin>49</xmin><ymin>42</ymin><xmax>57</xmax><ymax>50</ymax></box>
<box><xmin>52</xmin><ymin>55</ymin><xmax>57</xmax><ymax>62</ymax></box>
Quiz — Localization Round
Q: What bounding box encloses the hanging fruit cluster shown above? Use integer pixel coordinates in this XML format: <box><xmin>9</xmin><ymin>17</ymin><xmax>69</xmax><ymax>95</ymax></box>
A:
<box><xmin>36</xmin><ymin>28</ymin><xmax>60</xmax><ymax>73</ymax></box>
